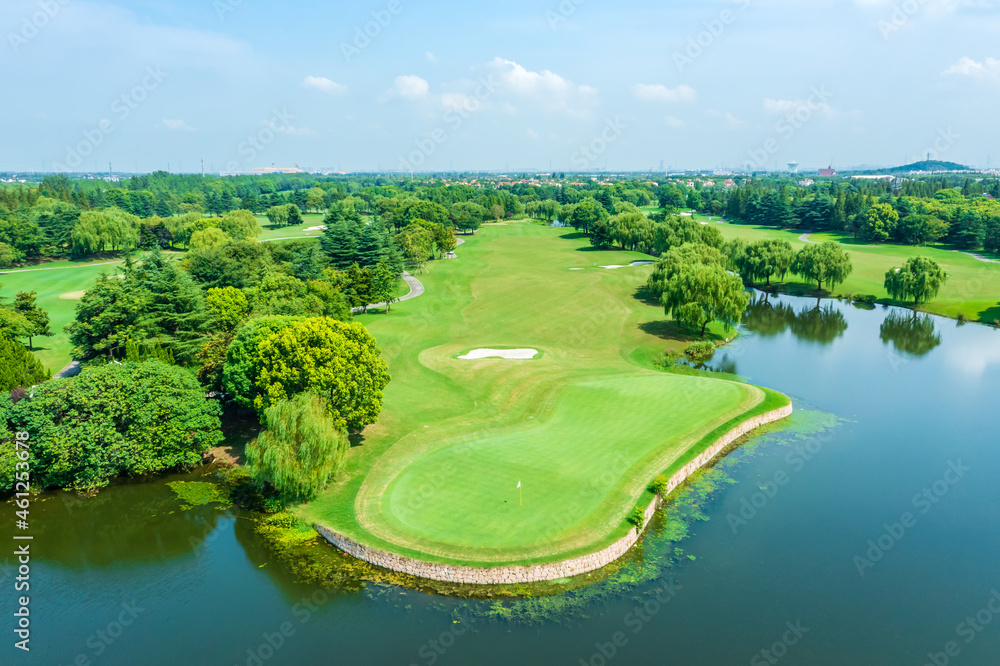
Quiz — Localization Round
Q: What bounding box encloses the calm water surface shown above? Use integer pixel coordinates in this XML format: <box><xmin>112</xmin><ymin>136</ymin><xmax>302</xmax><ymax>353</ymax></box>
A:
<box><xmin>4</xmin><ymin>292</ymin><xmax>1000</xmax><ymax>665</ymax></box>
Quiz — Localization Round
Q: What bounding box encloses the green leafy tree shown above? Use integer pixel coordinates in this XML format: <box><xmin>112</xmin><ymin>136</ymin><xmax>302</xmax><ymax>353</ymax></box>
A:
<box><xmin>206</xmin><ymin>286</ymin><xmax>250</xmax><ymax>331</ymax></box>
<box><xmin>792</xmin><ymin>242</ymin><xmax>853</xmax><ymax>292</ymax></box>
<box><xmin>450</xmin><ymin>202</ymin><xmax>487</xmax><ymax>235</ymax></box>
<box><xmin>897</xmin><ymin>214</ymin><xmax>949</xmax><ymax>246</ymax></box>
<box><xmin>589</xmin><ymin>218</ymin><xmax>613</xmax><ymax>248</ymax></box>
<box><xmin>0</xmin><ymin>307</ymin><xmax>33</xmax><ymax>343</ymax></box>
<box><xmin>395</xmin><ymin>222</ymin><xmax>435</xmax><ymax>273</ymax></box>
<box><xmin>0</xmin><ymin>361</ymin><xmax>222</xmax><ymax>492</ymax></box>
<box><xmin>662</xmin><ymin>263</ymin><xmax>749</xmax><ymax>337</ymax></box>
<box><xmin>884</xmin><ymin>256</ymin><xmax>948</xmax><ymax>306</ymax></box>
<box><xmin>646</xmin><ymin>243</ymin><xmax>725</xmax><ymax>300</ymax></box>
<box><xmin>246</xmin><ymin>393</ymin><xmax>349</xmax><ymax>501</ymax></box>
<box><xmin>66</xmin><ymin>268</ymin><xmax>150</xmax><ymax>360</ymax></box>
<box><xmin>189</xmin><ymin>227</ymin><xmax>228</xmax><ymax>251</ymax></box>
<box><xmin>219</xmin><ymin>209</ymin><xmax>263</xmax><ymax>240</ymax></box>
<box><xmin>222</xmin><ymin>315</ymin><xmax>301</xmax><ymax>409</ymax></box>
<box><xmin>860</xmin><ymin>203</ymin><xmax>899</xmax><ymax>243</ymax></box>
<box><xmin>568</xmin><ymin>198</ymin><xmax>609</xmax><ymax>234</ymax></box>
<box><xmin>736</xmin><ymin>239</ymin><xmax>795</xmax><ymax>287</ymax></box>
<box><xmin>0</xmin><ymin>242</ymin><xmax>18</xmax><ymax>269</ymax></box>
<box><xmin>434</xmin><ymin>224</ymin><xmax>458</xmax><ymax>258</ymax></box>
<box><xmin>0</xmin><ymin>337</ymin><xmax>50</xmax><ymax>391</ymax></box>
<box><xmin>12</xmin><ymin>291</ymin><xmax>51</xmax><ymax>349</ymax></box>
<box><xmin>253</xmin><ymin>318</ymin><xmax>391</xmax><ymax>430</ymax></box>
<box><xmin>185</xmin><ymin>240</ymin><xmax>274</xmax><ymax>289</ymax></box>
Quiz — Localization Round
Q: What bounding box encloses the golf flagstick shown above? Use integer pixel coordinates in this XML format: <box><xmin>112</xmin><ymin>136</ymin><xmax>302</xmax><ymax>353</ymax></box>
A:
<box><xmin>517</xmin><ymin>480</ymin><xmax>521</xmax><ymax>506</ymax></box>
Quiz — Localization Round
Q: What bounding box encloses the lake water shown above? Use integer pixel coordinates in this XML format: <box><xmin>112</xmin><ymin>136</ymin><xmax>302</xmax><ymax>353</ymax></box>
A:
<box><xmin>4</xmin><ymin>292</ymin><xmax>1000</xmax><ymax>665</ymax></box>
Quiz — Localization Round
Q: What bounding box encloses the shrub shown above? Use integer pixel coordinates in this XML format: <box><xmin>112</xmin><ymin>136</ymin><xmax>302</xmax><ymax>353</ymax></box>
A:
<box><xmin>0</xmin><ymin>338</ymin><xmax>50</xmax><ymax>392</ymax></box>
<box><xmin>685</xmin><ymin>341</ymin><xmax>716</xmax><ymax>363</ymax></box>
<box><xmin>628</xmin><ymin>505</ymin><xmax>647</xmax><ymax>527</ymax></box>
<box><xmin>650</xmin><ymin>475</ymin><xmax>669</xmax><ymax>496</ymax></box>
<box><xmin>957</xmin><ymin>313</ymin><xmax>966</xmax><ymax>322</ymax></box>
<box><xmin>0</xmin><ymin>361</ymin><xmax>222</xmax><ymax>492</ymax></box>
<box><xmin>852</xmin><ymin>294</ymin><xmax>878</xmax><ymax>305</ymax></box>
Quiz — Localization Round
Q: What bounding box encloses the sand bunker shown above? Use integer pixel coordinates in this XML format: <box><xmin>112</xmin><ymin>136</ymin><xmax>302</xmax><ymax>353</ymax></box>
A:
<box><xmin>59</xmin><ymin>291</ymin><xmax>86</xmax><ymax>299</ymax></box>
<box><xmin>599</xmin><ymin>261</ymin><xmax>654</xmax><ymax>270</ymax></box>
<box><xmin>459</xmin><ymin>348</ymin><xmax>539</xmax><ymax>360</ymax></box>
<box><xmin>304</xmin><ymin>226</ymin><xmax>327</xmax><ymax>232</ymax></box>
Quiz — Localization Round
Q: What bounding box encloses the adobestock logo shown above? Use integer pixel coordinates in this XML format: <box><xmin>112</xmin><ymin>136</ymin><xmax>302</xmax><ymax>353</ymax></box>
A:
<box><xmin>7</xmin><ymin>0</ymin><xmax>72</xmax><ymax>52</ymax></box>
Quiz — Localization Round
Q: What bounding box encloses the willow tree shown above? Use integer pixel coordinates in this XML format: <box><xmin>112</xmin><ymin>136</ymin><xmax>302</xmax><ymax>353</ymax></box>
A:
<box><xmin>884</xmin><ymin>257</ymin><xmax>948</xmax><ymax>306</ymax></box>
<box><xmin>245</xmin><ymin>393</ymin><xmax>348</xmax><ymax>501</ymax></box>
<box><xmin>736</xmin><ymin>239</ymin><xmax>795</xmax><ymax>287</ymax></box>
<box><xmin>662</xmin><ymin>262</ymin><xmax>749</xmax><ymax>337</ymax></box>
<box><xmin>793</xmin><ymin>242</ymin><xmax>853</xmax><ymax>292</ymax></box>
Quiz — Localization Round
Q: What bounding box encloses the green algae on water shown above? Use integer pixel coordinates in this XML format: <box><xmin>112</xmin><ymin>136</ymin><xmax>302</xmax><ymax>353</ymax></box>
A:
<box><xmin>167</xmin><ymin>481</ymin><xmax>232</xmax><ymax>510</ymax></box>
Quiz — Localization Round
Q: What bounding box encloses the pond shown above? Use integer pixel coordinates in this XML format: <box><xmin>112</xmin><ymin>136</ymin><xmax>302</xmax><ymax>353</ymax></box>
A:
<box><xmin>4</xmin><ymin>291</ymin><xmax>999</xmax><ymax>664</ymax></box>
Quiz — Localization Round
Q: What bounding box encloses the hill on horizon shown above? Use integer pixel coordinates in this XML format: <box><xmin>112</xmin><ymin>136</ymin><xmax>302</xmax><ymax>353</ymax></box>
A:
<box><xmin>883</xmin><ymin>160</ymin><xmax>971</xmax><ymax>173</ymax></box>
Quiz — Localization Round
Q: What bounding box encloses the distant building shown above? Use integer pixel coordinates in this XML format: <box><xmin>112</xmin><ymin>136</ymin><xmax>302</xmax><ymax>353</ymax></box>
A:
<box><xmin>819</xmin><ymin>167</ymin><xmax>837</xmax><ymax>177</ymax></box>
<box><xmin>252</xmin><ymin>164</ymin><xmax>304</xmax><ymax>174</ymax></box>
<box><xmin>798</xmin><ymin>179</ymin><xmax>815</xmax><ymax>187</ymax></box>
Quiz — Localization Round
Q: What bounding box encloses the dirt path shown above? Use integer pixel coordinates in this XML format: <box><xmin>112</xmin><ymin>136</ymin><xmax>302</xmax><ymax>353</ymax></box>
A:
<box><xmin>798</xmin><ymin>233</ymin><xmax>818</xmax><ymax>244</ymax></box>
<box><xmin>54</xmin><ymin>361</ymin><xmax>81</xmax><ymax>379</ymax></box>
<box><xmin>961</xmin><ymin>251</ymin><xmax>1000</xmax><ymax>264</ymax></box>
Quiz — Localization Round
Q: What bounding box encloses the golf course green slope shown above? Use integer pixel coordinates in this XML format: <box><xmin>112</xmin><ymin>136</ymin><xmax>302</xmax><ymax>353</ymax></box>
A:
<box><xmin>303</xmin><ymin>222</ymin><xmax>790</xmax><ymax>570</ymax></box>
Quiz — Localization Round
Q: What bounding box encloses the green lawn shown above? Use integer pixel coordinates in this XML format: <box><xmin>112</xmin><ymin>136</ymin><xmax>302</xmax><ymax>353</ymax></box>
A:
<box><xmin>0</xmin><ymin>261</ymin><xmax>125</xmax><ymax>372</ymax></box>
<box><xmin>257</xmin><ymin>213</ymin><xmax>326</xmax><ymax>242</ymax></box>
<box><xmin>712</xmin><ymin>222</ymin><xmax>1000</xmax><ymax>323</ymax></box>
<box><xmin>302</xmin><ymin>223</ymin><xmax>787</xmax><ymax>567</ymax></box>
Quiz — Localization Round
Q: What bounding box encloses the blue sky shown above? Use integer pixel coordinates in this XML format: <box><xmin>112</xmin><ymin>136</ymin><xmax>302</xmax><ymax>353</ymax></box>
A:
<box><xmin>1</xmin><ymin>0</ymin><xmax>998</xmax><ymax>173</ymax></box>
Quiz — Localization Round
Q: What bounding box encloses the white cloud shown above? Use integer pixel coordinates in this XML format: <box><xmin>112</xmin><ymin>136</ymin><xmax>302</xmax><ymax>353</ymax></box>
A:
<box><xmin>303</xmin><ymin>75</ymin><xmax>348</xmax><ymax>95</ymax></box>
<box><xmin>764</xmin><ymin>98</ymin><xmax>834</xmax><ymax>117</ymax></box>
<box><xmin>632</xmin><ymin>84</ymin><xmax>696</xmax><ymax>103</ymax></box>
<box><xmin>394</xmin><ymin>75</ymin><xmax>430</xmax><ymax>100</ymax></box>
<box><xmin>162</xmin><ymin>119</ymin><xmax>195</xmax><ymax>131</ymax></box>
<box><xmin>944</xmin><ymin>56</ymin><xmax>1000</xmax><ymax>79</ymax></box>
<box><xmin>484</xmin><ymin>58</ymin><xmax>599</xmax><ymax>118</ymax></box>
<box><xmin>526</xmin><ymin>128</ymin><xmax>539</xmax><ymax>139</ymax></box>
<box><xmin>441</xmin><ymin>92</ymin><xmax>472</xmax><ymax>112</ymax></box>
<box><xmin>664</xmin><ymin>116</ymin><xmax>685</xmax><ymax>129</ymax></box>
<box><xmin>426</xmin><ymin>52</ymin><xmax>438</xmax><ymax>63</ymax></box>
<box><xmin>705</xmin><ymin>109</ymin><xmax>745</xmax><ymax>130</ymax></box>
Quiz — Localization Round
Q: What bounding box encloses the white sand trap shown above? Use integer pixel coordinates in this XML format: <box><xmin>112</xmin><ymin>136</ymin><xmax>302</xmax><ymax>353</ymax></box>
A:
<box><xmin>681</xmin><ymin>212</ymin><xmax>693</xmax><ymax>217</ymax></box>
<box><xmin>599</xmin><ymin>261</ymin><xmax>654</xmax><ymax>270</ymax></box>
<box><xmin>459</xmin><ymin>348</ymin><xmax>539</xmax><ymax>360</ymax></box>
<box><xmin>59</xmin><ymin>291</ymin><xmax>86</xmax><ymax>299</ymax></box>
<box><xmin>569</xmin><ymin>267</ymin><xmax>583</xmax><ymax>271</ymax></box>
<box><xmin>304</xmin><ymin>225</ymin><xmax>327</xmax><ymax>232</ymax></box>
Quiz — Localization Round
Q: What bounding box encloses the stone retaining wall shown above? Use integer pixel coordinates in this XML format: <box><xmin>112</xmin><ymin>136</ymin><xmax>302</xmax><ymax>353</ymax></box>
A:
<box><xmin>315</xmin><ymin>403</ymin><xmax>792</xmax><ymax>585</ymax></box>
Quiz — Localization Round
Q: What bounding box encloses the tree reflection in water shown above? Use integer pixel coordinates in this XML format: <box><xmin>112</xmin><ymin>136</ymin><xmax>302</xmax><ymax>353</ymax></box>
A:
<box><xmin>742</xmin><ymin>295</ymin><xmax>848</xmax><ymax>345</ymax></box>
<box><xmin>879</xmin><ymin>310</ymin><xmax>942</xmax><ymax>357</ymax></box>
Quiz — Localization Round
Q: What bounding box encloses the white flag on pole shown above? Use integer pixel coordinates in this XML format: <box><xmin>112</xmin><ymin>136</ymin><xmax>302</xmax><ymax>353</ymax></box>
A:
<box><xmin>517</xmin><ymin>481</ymin><xmax>521</xmax><ymax>488</ymax></box>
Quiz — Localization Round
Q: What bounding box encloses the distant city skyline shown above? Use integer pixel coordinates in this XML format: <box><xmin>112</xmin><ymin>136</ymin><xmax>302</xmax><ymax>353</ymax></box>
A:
<box><xmin>2</xmin><ymin>0</ymin><xmax>998</xmax><ymax>173</ymax></box>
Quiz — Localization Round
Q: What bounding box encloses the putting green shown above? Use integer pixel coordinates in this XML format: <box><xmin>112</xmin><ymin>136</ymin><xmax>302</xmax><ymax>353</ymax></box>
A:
<box><xmin>358</xmin><ymin>374</ymin><xmax>761</xmax><ymax>562</ymax></box>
